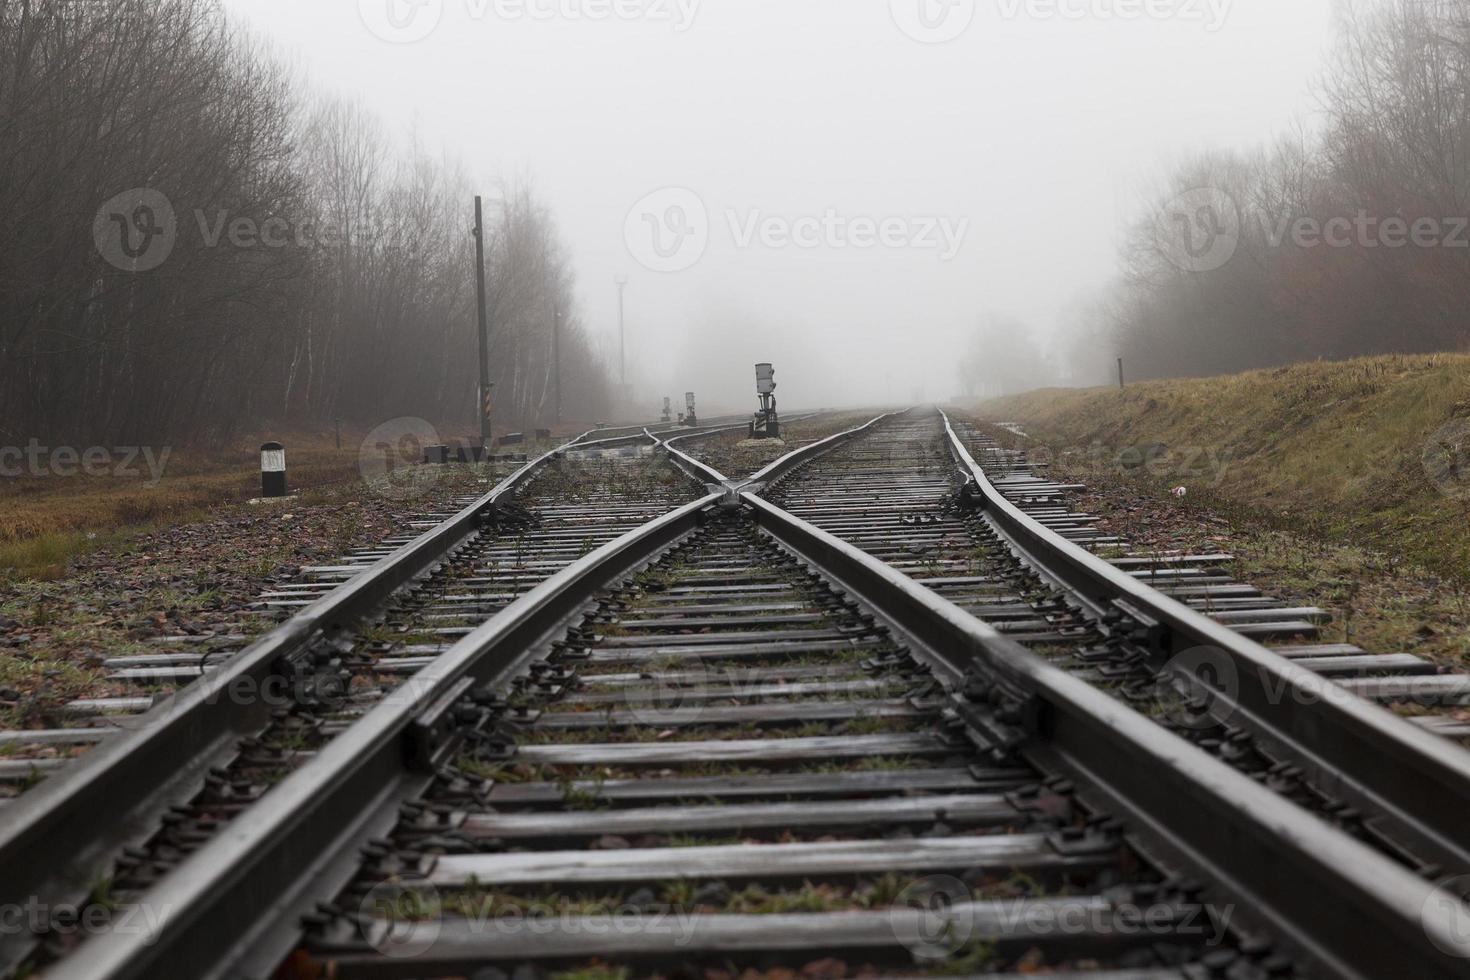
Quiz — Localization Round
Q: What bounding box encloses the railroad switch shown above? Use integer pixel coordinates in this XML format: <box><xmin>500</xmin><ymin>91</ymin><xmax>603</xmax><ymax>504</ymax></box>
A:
<box><xmin>1047</xmin><ymin>825</ymin><xmax>1123</xmax><ymax>858</ymax></box>
<box><xmin>1106</xmin><ymin>597</ymin><xmax>1170</xmax><ymax>654</ymax></box>
<box><xmin>1006</xmin><ymin>783</ymin><xmax>1077</xmax><ymax>826</ymax></box>
<box><xmin>946</xmin><ymin>680</ymin><xmax>1042</xmax><ymax>763</ymax></box>
<box><xmin>428</xmin><ymin>766</ymin><xmax>493</xmax><ymax>807</ymax></box>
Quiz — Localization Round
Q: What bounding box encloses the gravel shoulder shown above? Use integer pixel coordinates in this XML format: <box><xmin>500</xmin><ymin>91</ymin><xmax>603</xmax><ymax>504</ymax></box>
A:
<box><xmin>0</xmin><ymin>466</ymin><xmax>504</xmax><ymax>735</ymax></box>
<box><xmin>962</xmin><ymin>415</ymin><xmax>1470</xmax><ymax>675</ymax></box>
<box><xmin>686</xmin><ymin>412</ymin><xmax>883</xmax><ymax>479</ymax></box>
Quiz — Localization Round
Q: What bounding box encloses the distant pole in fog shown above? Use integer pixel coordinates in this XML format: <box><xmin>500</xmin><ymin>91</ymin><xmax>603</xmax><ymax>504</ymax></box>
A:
<box><xmin>553</xmin><ymin>305</ymin><xmax>563</xmax><ymax>425</ymax></box>
<box><xmin>474</xmin><ymin>196</ymin><xmax>493</xmax><ymax>451</ymax></box>
<box><xmin>614</xmin><ymin>274</ymin><xmax>629</xmax><ymax>387</ymax></box>
<box><xmin>1117</xmin><ymin>357</ymin><xmax>1126</xmax><ymax>390</ymax></box>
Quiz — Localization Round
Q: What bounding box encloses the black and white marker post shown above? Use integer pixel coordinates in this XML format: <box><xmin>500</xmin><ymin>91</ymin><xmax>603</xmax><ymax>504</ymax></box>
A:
<box><xmin>260</xmin><ymin>442</ymin><xmax>287</xmax><ymax>498</ymax></box>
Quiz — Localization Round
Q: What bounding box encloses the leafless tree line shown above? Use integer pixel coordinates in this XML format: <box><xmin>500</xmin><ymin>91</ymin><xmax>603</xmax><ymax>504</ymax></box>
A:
<box><xmin>0</xmin><ymin>0</ymin><xmax>611</xmax><ymax>445</ymax></box>
<box><xmin>1067</xmin><ymin>0</ymin><xmax>1470</xmax><ymax>383</ymax></box>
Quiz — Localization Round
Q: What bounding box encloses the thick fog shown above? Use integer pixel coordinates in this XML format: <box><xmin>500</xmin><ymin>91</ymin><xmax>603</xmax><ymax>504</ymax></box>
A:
<box><xmin>220</xmin><ymin>0</ymin><xmax>1335</xmax><ymax>412</ymax></box>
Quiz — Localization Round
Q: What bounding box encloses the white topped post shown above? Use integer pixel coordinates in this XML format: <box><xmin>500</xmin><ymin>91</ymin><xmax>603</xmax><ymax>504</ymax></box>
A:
<box><xmin>260</xmin><ymin>442</ymin><xmax>286</xmax><ymax>498</ymax></box>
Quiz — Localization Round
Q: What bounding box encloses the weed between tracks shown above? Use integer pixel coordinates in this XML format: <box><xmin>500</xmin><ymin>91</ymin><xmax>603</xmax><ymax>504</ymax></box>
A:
<box><xmin>393</xmin><ymin>870</ymin><xmax>1067</xmax><ymax>922</ymax></box>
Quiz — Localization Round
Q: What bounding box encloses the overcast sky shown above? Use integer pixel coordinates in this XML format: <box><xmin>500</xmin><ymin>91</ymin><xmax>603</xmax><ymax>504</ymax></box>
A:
<box><xmin>221</xmin><ymin>0</ymin><xmax>1337</xmax><ymax>411</ymax></box>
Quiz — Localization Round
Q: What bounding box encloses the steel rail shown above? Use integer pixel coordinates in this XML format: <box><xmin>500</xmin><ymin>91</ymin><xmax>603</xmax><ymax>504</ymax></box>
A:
<box><xmin>648</xmin><ymin>411</ymin><xmax>840</xmax><ymax>491</ymax></box>
<box><xmin>38</xmin><ymin>417</ymin><xmax>1470</xmax><ymax>979</ymax></box>
<box><xmin>579</xmin><ymin>413</ymin><xmax>749</xmax><ymax>443</ymax></box>
<box><xmin>741</xmin><ymin>411</ymin><xmax>899</xmax><ymax>493</ymax></box>
<box><xmin>0</xmin><ymin>427</ymin><xmax>612</xmax><ymax>973</ymax></box>
<box><xmin>56</xmin><ymin>492</ymin><xmax>724</xmax><ymax>980</ymax></box>
<box><xmin>939</xmin><ymin>409</ymin><xmax>1470</xmax><ymax>877</ymax></box>
<box><xmin>740</xmin><ymin>490</ymin><xmax>1469</xmax><ymax>980</ymax></box>
<box><xmin>647</xmin><ymin>423</ymin><xmax>748</xmax><ymax>486</ymax></box>
<box><xmin>26</xmin><ymin>407</ymin><xmax>1470</xmax><ymax>979</ymax></box>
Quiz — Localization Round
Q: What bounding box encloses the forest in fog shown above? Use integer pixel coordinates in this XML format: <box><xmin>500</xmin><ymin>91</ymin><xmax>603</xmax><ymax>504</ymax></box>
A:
<box><xmin>963</xmin><ymin>0</ymin><xmax>1470</xmax><ymax>392</ymax></box>
<box><xmin>9</xmin><ymin>0</ymin><xmax>1470</xmax><ymax>433</ymax></box>
<box><xmin>1096</xmin><ymin>0</ymin><xmax>1470</xmax><ymax>381</ymax></box>
<box><xmin>0</xmin><ymin>0</ymin><xmax>610</xmax><ymax>445</ymax></box>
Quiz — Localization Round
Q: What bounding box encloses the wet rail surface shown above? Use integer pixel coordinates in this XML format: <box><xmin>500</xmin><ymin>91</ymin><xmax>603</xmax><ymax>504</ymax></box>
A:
<box><xmin>764</xmin><ymin>411</ymin><xmax>1470</xmax><ymax>937</ymax></box>
<box><xmin>4</xmin><ymin>410</ymin><xmax>1468</xmax><ymax>979</ymax></box>
<box><xmin>953</xmin><ymin>416</ymin><xmax>1470</xmax><ymax>739</ymax></box>
<box><xmin>0</xmin><ymin>425</ymin><xmax>727</xmax><ymax>977</ymax></box>
<box><xmin>302</xmin><ymin>513</ymin><xmax>1247</xmax><ymax>979</ymax></box>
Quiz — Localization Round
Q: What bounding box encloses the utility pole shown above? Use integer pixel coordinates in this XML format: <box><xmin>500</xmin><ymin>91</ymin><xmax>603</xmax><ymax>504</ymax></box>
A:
<box><xmin>473</xmin><ymin>196</ymin><xmax>493</xmax><ymax>453</ymax></box>
<box><xmin>552</xmin><ymin>305</ymin><xmax>563</xmax><ymax>425</ymax></box>
<box><xmin>614</xmin><ymin>274</ymin><xmax>628</xmax><ymax>387</ymax></box>
<box><xmin>1117</xmin><ymin>357</ymin><xmax>1126</xmax><ymax>390</ymax></box>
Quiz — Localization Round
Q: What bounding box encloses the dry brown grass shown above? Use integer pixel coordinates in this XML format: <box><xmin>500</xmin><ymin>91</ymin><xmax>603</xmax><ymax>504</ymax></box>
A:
<box><xmin>0</xmin><ymin>419</ymin><xmax>601</xmax><ymax>581</ymax></box>
<box><xmin>965</xmin><ymin>352</ymin><xmax>1470</xmax><ymax>582</ymax></box>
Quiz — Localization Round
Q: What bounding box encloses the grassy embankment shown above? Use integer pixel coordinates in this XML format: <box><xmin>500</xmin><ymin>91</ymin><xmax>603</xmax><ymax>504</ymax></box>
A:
<box><xmin>971</xmin><ymin>353</ymin><xmax>1470</xmax><ymax>584</ymax></box>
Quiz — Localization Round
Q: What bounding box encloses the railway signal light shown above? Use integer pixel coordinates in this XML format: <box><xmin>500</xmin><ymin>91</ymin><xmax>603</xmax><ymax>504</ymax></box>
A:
<box><xmin>751</xmin><ymin>362</ymin><xmax>780</xmax><ymax>439</ymax></box>
<box><xmin>685</xmin><ymin>392</ymin><xmax>697</xmax><ymax>426</ymax></box>
<box><xmin>662</xmin><ymin>397</ymin><xmax>672</xmax><ymax>423</ymax></box>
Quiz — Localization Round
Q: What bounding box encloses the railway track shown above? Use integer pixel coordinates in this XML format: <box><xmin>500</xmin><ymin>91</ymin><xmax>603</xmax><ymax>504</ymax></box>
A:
<box><xmin>304</xmin><ymin>511</ymin><xmax>1228</xmax><ymax>978</ymax></box>
<box><xmin>3</xmin><ymin>410</ymin><xmax>1468</xmax><ymax>978</ymax></box>
<box><xmin>764</xmin><ymin>412</ymin><xmax>1470</xmax><ymax>940</ymax></box>
<box><xmin>0</xmin><ymin>421</ymin><xmax>743</xmax><ymax>977</ymax></box>
<box><xmin>957</xmin><ymin>416</ymin><xmax>1470</xmax><ymax>741</ymax></box>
